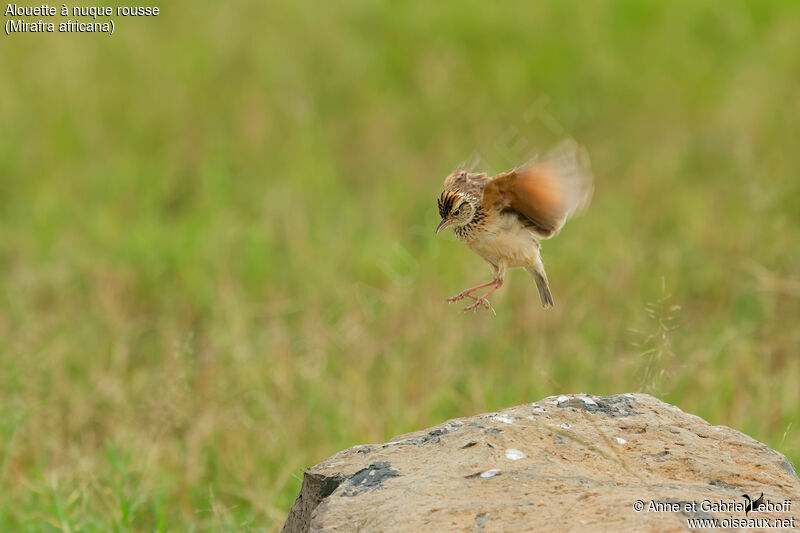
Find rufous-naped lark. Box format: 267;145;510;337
436;139;593;312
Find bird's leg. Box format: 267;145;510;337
447;279;498;302
463;279;504;312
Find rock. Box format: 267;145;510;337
282;393;799;532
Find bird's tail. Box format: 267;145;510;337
525;266;554;308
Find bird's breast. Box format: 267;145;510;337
460;212;541;267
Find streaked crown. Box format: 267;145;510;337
437;190;461;218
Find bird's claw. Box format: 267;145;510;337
446;291;479;303
446;280;500;314
463;297;492;312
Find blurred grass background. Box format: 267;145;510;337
2;1;799;530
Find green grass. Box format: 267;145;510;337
2;1;799;530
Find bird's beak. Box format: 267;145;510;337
436;218;451;235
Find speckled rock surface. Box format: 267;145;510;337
282;393;799;532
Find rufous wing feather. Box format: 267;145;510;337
481;138;593;238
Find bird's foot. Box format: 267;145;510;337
447;280;499;303
446;290;479;302
463;297;493;313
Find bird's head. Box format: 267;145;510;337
436;190;478;234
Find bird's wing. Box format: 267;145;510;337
481;138;593;238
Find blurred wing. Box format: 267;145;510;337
481;138;593;238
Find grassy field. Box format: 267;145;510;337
2;1;799;530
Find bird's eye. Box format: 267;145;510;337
453;209;460;216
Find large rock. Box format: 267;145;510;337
283;393;799;532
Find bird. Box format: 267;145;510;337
435;139;593;312
742;492;764;516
